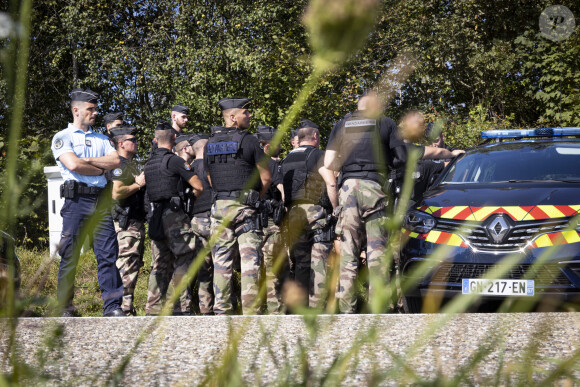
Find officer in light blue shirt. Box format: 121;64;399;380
51;88;124;317
52;123;117;187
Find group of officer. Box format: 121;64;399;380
51;88;463;317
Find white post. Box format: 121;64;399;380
44;166;64;258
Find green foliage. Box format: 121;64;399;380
515;28;580;126
4;0;576;144
0;136;53;248
1;1;578;247
437;104;515;150
18;245;152;317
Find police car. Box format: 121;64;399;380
400;127;580;313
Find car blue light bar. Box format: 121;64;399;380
481;127;580;139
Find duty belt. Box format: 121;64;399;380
60;180;103;198
216;189;260;207
77;186;102;195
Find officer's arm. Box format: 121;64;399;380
422;146;465;160
324;149;341;172
112;178;142;201
257;163;272;198
58;152;105;175
318;165;339;210
83;151;121;171
277;183;285;202
187;175;203;197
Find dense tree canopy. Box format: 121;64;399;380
2;0;578;142
0;0;578;245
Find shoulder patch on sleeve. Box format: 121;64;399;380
184;162;191;170
113;168;123;176
54;138;63;149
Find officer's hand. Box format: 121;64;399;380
135;172;146;187
451;149;465;157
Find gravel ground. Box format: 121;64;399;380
1;313;580;385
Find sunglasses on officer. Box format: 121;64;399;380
122;137;138;144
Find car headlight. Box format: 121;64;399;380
404;210;436;234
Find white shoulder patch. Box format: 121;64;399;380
345;119;377;127
113;168;123;176
54;138;64;149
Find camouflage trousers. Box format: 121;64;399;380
261;220;285;314
114;219;145;313
211;199;262;315
191;212;213;314
335;179;388;313
146;207;196;315
287;203;331;308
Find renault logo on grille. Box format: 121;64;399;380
486;215;510;244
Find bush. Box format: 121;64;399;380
0;136;52;248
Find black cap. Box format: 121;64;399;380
103;112;123;125
71;88;99;103
218;97;252;111
298;118;319;130
155;121;174;131
175;134;193;145
172;104;189;114
189;133;210;145
290;129;298;138
255;125;276;141
109;125;137;137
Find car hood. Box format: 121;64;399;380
419;183;580;221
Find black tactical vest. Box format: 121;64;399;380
116;157;146;220
144;148;179;202
191;159;213;214
281;145;327;206
205;128;256;192
339;111;386;184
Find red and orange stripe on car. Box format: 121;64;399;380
402;228;469;248
417;205;580;221
405;205;580;249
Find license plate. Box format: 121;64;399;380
462;279;535;296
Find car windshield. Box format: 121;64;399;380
440;141;580;184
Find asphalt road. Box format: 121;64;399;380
1;313;580;385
